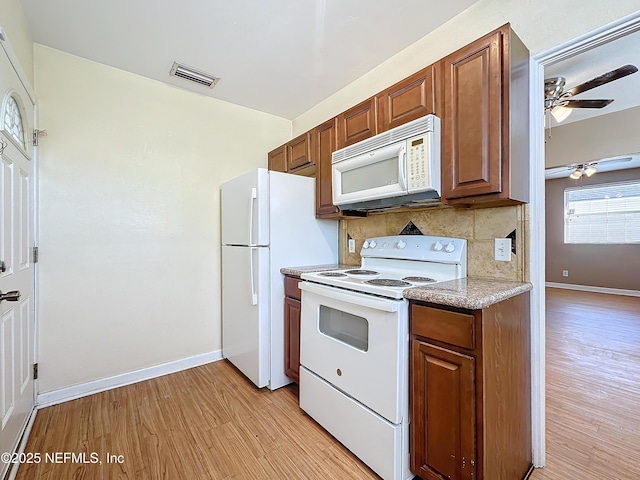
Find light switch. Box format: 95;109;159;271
348;237;356;253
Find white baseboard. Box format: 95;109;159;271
546;282;640;297
37;350;223;408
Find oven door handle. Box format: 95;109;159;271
298;281;399;313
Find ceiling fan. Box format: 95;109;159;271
544;155;635;179
544;64;638;121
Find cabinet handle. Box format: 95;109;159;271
0;260;6;273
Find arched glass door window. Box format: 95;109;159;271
3;94;26;150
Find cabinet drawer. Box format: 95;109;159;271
284;276;302;300
411;304;475;349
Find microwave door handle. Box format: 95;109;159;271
249;187;257;246
398;144;408;190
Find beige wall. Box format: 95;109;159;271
545;106;640;168
342;205;528;282
34;45;291;393
545;168;640;290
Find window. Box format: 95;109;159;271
3;94;26;149
564;180;640;244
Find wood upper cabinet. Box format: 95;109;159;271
314;118;343;218
441;24;530;207
337;97;377;148
376;62;441;133
410;292;532;480
268;145;287;173
286;132;314;173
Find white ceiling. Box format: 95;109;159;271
545;28;640;126
19;0;478;120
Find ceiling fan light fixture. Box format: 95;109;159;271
583;165;597;177
569;168;583;180
550;105;573;123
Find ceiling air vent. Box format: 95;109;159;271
169;62;220;88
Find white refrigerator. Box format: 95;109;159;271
221;168;338;390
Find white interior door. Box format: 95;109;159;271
0;44;35;473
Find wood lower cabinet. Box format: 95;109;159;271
268;145;287;173
410;292;532;480
441;23;529;207
284;276;302;383
337;97;377;148
376;62;441;133
412;341;476;480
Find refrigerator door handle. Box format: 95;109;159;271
249;187;257;246
249;247;258;305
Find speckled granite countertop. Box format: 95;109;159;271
281;266;531;309
403;277;532;310
280;264;355;278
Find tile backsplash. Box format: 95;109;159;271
341;205;528;282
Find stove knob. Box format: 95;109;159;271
396;240;407;249
445;242;456;253
363;240;370;249
369;240;377;248
433;241;443;252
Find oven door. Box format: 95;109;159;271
299;281;407;424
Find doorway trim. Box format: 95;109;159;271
529;9;640;468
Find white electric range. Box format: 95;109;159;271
298;235;467;480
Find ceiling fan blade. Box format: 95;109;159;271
564;99;614;109
568;64;638;96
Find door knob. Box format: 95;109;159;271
0;290;20;303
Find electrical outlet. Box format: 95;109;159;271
562;270;569;277
348;237;356;253
494;238;512;261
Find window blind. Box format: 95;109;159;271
564;180;640;244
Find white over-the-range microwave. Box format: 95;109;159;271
332;114;440;212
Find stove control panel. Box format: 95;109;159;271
360;235;467;264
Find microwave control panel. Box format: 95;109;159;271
407;134;431;191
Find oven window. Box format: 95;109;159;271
318;306;368;351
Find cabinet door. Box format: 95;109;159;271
337;97;377;148
314;118;342;218
287;132;313;172
411;339;476;480
268;145;287;173
284;296;301;383
377;62;441;133
442;28;503;200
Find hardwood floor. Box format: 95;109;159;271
530;288;640;480
15;288;640;479
16;361;379;480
